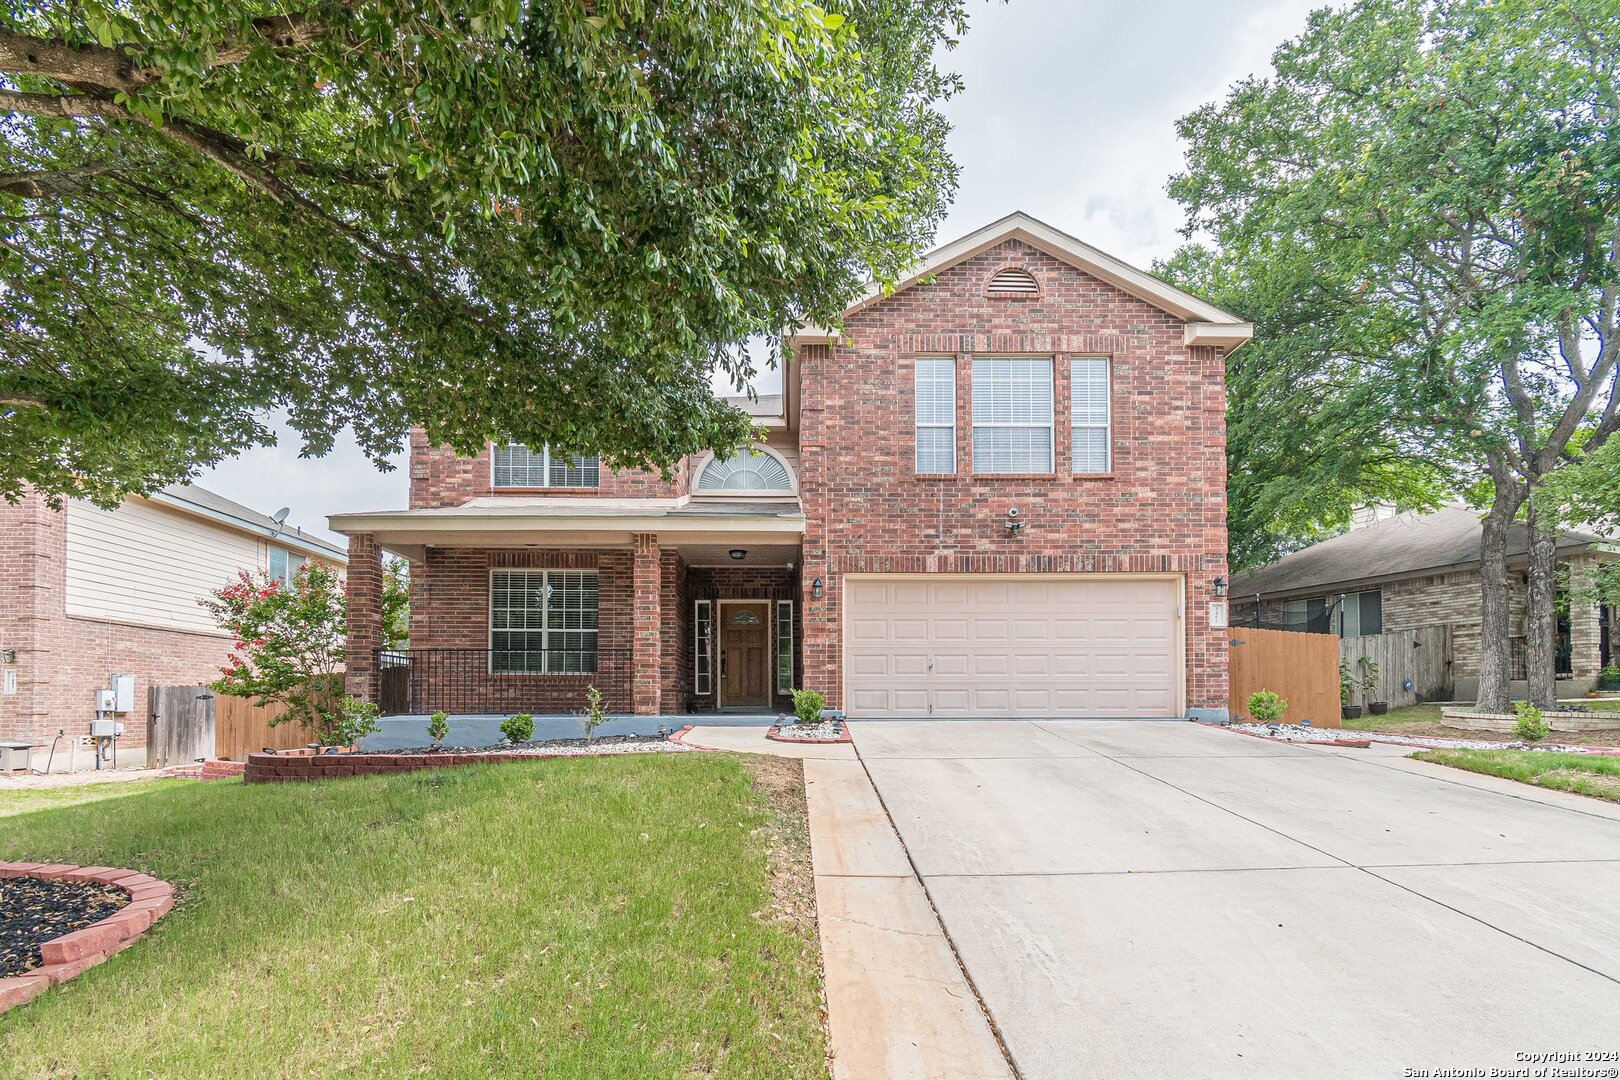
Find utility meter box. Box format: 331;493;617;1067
94;688;117;713
111;674;135;714
90;717;118;738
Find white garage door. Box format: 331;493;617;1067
843;575;1181;718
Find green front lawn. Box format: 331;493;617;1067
1412;748;1620;802
0;756;826;1078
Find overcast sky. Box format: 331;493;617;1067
197;0;1322;545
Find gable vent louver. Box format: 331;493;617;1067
987;267;1040;297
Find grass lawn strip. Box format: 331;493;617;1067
1411;748;1620;803
1343;700;1620;748
0;754;827;1078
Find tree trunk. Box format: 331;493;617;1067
1477;463;1525;713
1525;495;1560;709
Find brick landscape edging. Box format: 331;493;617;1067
0;862;175;1012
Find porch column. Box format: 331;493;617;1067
345;532;383;703
1568;559;1603;683
631;532;662;715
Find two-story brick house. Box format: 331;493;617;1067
333;213;1250;721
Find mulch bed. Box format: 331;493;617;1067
1;877;129;977
381;732;679;755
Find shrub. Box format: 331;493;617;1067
321;696;381;748
427;710;450;746
579;685;606;742
1599;664;1620;691
1246;689;1288;724
1513;700;1549;743
789;688;825;725
500;713;535;744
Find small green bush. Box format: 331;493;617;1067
789;688;825;725
321;696;381;748
1599;664;1620;691
579;685;606;742
427;710;450;745
500;713;535;744
1246;689;1288;724
1513;700;1549;743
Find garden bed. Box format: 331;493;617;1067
245;731;699;783
0;863;175;1012
1224;721;1614;754
1439;706;1617;733
766;719;849;744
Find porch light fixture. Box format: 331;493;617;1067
811;577;824;600
729;549;747;561
1212;576;1228;598
1004;507;1025;538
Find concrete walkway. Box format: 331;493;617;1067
853;720;1620;1080
683;726;1011;1079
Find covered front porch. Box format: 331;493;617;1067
332;500;805;718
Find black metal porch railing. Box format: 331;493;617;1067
377;648;631;715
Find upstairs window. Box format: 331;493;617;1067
268;546;305;587
972;357;1053;474
695;448;793;492
492;443;600;489
914;357;956;474
1070;357;1112;474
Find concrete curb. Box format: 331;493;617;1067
0;862;175;1013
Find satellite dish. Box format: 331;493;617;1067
270;507;290;524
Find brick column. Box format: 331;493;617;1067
345;533;383;704
631;533;662;715
1568;558;1603;683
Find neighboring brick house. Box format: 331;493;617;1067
1230;506;1619;700
0;485;344;770
333;213;1249;720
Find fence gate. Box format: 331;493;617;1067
147;685;216;768
1228;627;1342;727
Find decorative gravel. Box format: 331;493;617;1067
1;877;129;977
1227;722;1599;754
377;732;696;756
768;720;846;742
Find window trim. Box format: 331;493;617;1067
1069;355;1112;475
970;355;1055;476
490;441;601;490
268;545;305;587
694;599;714;696
487;568;600;675
775;600;794;696
914;356;957;475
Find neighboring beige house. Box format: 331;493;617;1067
0;484;344;771
1231;506;1619;701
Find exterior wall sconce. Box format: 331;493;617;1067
1213;576;1227;597
1005;507;1025;538
811;577;824;600
729;549;747;561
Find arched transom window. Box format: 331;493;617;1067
696;448;793;492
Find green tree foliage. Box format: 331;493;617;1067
1;0;968;506
1169;0;1620;707
381;556;409;650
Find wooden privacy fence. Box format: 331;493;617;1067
1228;627;1341;728
148;686;311;766
1339;625;1453;708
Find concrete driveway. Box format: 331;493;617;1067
853;720;1620;1080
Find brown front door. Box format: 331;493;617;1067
720;602;771;708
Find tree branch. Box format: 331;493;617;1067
0;162;115;199
0;89;125;122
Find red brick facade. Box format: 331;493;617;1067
347;229;1232;720
0;492;234;760
795;238;1229;714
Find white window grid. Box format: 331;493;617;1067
972;357;1053;474
1070;357;1111;474
914;357;956;474
693;600;714;695
491;442;600;489
489;569;599;673
775;600;794;695
696;449;793;491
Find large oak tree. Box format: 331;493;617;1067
1;1;968;506
1170;0;1620;710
